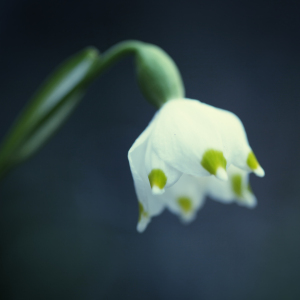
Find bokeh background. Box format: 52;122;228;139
1;0;300;299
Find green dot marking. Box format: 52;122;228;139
247;151;259;170
148;169;167;189
138;201;148;222
231;174;243;197
201;149;227;175
177;197;193;214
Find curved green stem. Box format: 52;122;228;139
0;41;145;181
0;40;183;181
80;40;145;88
95;40;144;75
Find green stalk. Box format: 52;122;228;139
0;40;184;180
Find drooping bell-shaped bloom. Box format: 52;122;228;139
128;98;264;232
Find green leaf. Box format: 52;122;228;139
0;47;100;178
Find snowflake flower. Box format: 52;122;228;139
128;98;264;232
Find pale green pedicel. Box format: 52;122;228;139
148;169;167;189
231;174;243;197
177;197;193;214
201;149;227;175
247;151;259;170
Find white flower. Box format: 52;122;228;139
128;98;264;232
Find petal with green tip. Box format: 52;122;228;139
206;164;257;208
164;174;207;223
178;197;193;214
128;119;165;232
231;174;243;197
148;169;167;193
247;151;265;177
137;201;151;232
201;149;227;180
145;144;182;194
150;99;225;178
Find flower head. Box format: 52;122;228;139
128;98;264;232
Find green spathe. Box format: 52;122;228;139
201;149;227;175
231;174;243;197
148;169;167;189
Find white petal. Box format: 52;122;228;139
151;185;164;195
137;220;150;233
236;189;257;208
128;118;166;232
254;165;265;177
164;174;208;223
137;201;151;233
216;167;228;181
145;144;182;194
199;102;264;176
206;164;257;208
208;105;250;168
128;119;154;212
150;99;227;179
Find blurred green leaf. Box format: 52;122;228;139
0;47;100;178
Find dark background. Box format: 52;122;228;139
0;0;300;299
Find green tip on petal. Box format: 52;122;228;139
247;151;258;169
247;151;265;177
137;201;150;233
231;174;243;197
138;201;148;222
201;149;227;180
148;169;167;192
177;197;193;214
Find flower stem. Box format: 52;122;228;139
79;40;144;87
0;40;183;181
95;40;143;75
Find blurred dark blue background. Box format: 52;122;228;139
1;0;300;299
